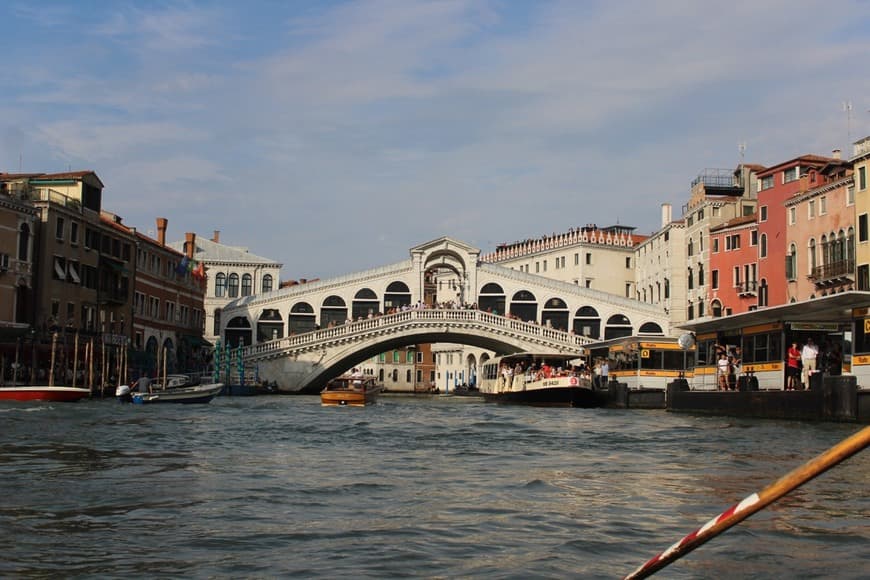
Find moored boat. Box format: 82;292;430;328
117;375;223;404
0;386;91;403
479;351;601;407
321;372;381;406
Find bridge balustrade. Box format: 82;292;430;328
240;308;592;361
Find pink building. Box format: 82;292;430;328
709;214;758;316
783;155;854;301
755;155;839;307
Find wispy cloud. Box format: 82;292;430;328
2;0;869;277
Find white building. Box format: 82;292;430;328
169;231;282;344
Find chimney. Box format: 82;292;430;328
832;149;841;160
185;232;196;259
156;217;168;246
799;174;808;193
661;203;672;227
213;230;220;243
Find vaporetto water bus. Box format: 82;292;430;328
478;351;602;407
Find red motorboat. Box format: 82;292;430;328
0;386;91;402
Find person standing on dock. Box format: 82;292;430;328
801;338;818;389
786;342;801;390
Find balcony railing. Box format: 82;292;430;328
737;280;758;297
810;259;855;285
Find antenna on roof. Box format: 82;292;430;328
843;100;853;143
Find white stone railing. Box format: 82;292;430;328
241;308;593;361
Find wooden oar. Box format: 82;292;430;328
625;424;870;579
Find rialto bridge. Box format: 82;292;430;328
219;237;670;393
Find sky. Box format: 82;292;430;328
2;1;869;280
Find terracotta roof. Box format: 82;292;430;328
710;213;757;232
755;154;838;177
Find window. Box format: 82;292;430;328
760;233;767;258
227;273;239;298
760;206;768;222
713;238;719;253
625;257;631;268
585;252;592;265
860;214;869;243
55;217;65;240
783;167;799;183
760;175;774;190
687;267;693;290
215;273;227;297
70;222;79;245
789;206;796;225
786;244;796;281
712;270;719;290
750;230;758;246
262;274;273;293
406;351;414;363
859;166;867;190
535;262;539;273
733;266;741;286
819;196;827;215
808;200;816;219
52;256;66;280
241;274;252;296
859;264;870;291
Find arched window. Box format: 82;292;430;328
215;273;227;298
227;273;239;298
241;274;252;296
262;274;273;293
808;238;817;275
786;243;797;280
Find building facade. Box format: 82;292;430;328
708;214;759;316
168;231;282;345
783;158;854;302
852;137;870;291
634;203;687;325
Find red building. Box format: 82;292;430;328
755;155;838;307
709;214;758;316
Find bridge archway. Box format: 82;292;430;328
226;316;252;347
321;295;348;328
542;297;569;331
478;282;506;315
604;314;632;339
510;290;537;322
384;281;412;311
573;305;601;338
289;302;316;334
352;288;379;320
257;309;284;342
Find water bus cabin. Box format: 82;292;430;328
678;292;870;392
585;335;695;391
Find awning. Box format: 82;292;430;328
0;322;33;342
678;291;870;335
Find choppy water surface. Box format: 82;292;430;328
1;395;867;579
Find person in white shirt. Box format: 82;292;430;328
801;338;819;388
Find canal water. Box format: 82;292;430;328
1;394;867;579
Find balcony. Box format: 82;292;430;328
810;260;855;287
737;280;758;297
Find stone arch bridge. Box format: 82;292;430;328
220;237;669;392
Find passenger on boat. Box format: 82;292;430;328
351;368;364;390
137;376;152;394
